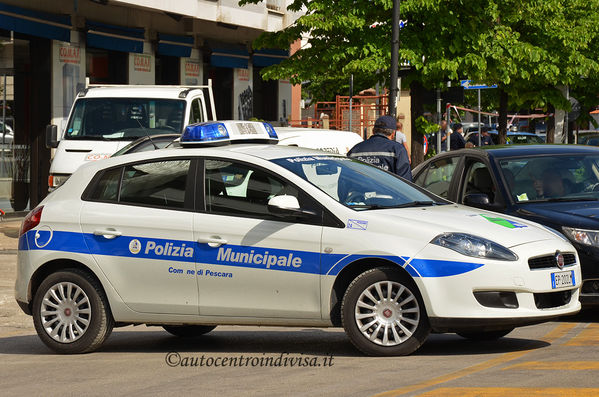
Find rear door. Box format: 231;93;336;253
80;157;198;315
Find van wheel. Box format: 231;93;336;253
32;269;113;354
457;328;514;340
163;325;217;337
341;267;430;356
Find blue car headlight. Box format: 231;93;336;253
562;227;599;248
431;233;518;261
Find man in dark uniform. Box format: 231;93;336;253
347;115;412;181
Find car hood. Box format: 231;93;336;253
353;204;557;248
516;201;599;229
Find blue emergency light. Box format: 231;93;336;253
180;121;278;145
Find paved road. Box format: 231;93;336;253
2;312;599;396
2;221;599;396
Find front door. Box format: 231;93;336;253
193;159;323;318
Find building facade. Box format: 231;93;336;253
0;0;300;212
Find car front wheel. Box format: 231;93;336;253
32;269;113;354
341;267;430;356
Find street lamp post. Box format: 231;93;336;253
389;0;400;117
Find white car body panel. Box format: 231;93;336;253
276;127;363;155
17;139;581;333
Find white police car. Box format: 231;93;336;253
15;121;581;355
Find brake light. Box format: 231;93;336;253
20;206;43;237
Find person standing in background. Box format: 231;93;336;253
450;123;466;151
348;115;412;181
394;120;411;163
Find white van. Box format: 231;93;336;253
275;127;363;155
46;82;216;190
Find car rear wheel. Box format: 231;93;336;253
32;269;113;354
341;267;430;356
163;325;217;337
456;328;514;340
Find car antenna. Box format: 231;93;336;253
132;109;159;150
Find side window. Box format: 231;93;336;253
189;98;204;124
421;157;458;198
462;161;498;204
88;167;122;202
120;160;191;208
87;159;191;209
204;160;321;222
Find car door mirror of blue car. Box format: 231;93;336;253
463;193;492;209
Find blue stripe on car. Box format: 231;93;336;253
20;230;484;277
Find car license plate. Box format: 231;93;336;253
551;270;575;289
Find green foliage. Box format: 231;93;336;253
415;116;438;136
240;0;599;116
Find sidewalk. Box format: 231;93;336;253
0;219;32;336
0;218;20;252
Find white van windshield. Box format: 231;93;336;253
65;98;186;141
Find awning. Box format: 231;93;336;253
0;3;71;42
209;42;249;69
253;49;288;67
86;20;144;53
157;33;194;58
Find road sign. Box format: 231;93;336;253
460;80;497;90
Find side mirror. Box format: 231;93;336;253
463;193;491;208
46;125;58;149
267;195;316;217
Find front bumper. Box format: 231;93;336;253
576;244;599;303
414;239;582;324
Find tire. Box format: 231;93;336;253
32;269;114;354
341;267;430;356
456;328;514;340
163;325;217;337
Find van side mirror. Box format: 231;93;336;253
46;125;58;149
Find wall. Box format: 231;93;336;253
129;43;155;85
51;31;86;130
233;66;253;120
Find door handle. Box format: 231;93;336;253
93;228;122;239
197;236;228;248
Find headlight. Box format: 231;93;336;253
431;233;518;261
562;227;599;248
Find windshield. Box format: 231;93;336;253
499;154;599;203
506;134;544;144
65;98;185;141
272;155;447;210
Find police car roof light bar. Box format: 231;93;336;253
180;121;279;146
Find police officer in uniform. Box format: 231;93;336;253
347;115;412;181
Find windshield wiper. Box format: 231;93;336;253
391;200;436;208
544;197;599;202
348;200;437;210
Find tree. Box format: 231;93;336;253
242;0;599;160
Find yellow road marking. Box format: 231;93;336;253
415;387;599;397
503;361;599;371
372;323;578;397
564;323;599;346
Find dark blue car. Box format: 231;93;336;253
413;145;599;304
